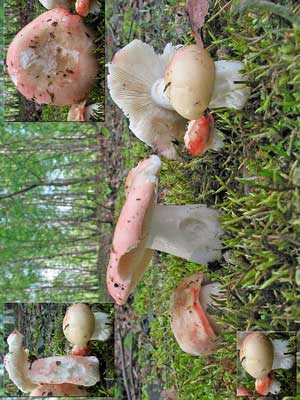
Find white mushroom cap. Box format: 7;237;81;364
240;332;274;379
63;303;95;346
164;45;215;120
4;330;37;393
107;40;186;160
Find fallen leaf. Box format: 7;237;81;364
186;0;209;47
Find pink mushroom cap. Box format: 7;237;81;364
6;8;98;106
170;272;219;356
106;155;161;305
30;383;88;396
236;387;253;396
75;0;93;16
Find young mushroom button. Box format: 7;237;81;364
106;155;223;305
6;8;98;106
63;303;112;355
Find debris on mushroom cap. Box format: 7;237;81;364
106;155;161;305
91;311;112;341
4;330;38;393
240;332;274;379
164;45;215;120
30;383;88;396
38;0;73;10
6;8;98;106
209;60;250;110
28;355;100;386
236;387;253;396
170;272;220;356
63;303;95;346
107;39;186;160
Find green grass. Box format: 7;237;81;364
108;0;300;398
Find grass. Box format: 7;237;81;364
107;0;300;398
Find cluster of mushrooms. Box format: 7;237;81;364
105;15;296;396
4;304;112;396
6;0;101;121
105;33;251;358
237;332;295;396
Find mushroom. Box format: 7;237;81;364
30;383;88;396
106;155;222;305
239;332;295;396
107;39;249;159
184;113;224;156
170;272;223;356
236;387;253;396
63;303;112;355
6;8;98;106
75;0;101;16
4;330;100;393
38;0;73;10
67;100;103;121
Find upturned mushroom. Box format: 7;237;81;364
63;303;112;355
107;39;249;159
239;331;295;396
170;272;223;356
4;330;100;393
106;155;222;305
6;8;98;106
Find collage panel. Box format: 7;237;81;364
105;0;300;398
0;0;299;399
3;0;104;122
3;302;114;397
1;122;111;303
237;331;297;397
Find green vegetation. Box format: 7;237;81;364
0;123;111;301
3;302;114;397
107;0;300;398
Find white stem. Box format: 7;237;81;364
146;204;222;264
151;78;174;110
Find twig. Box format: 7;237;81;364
117;330;132;400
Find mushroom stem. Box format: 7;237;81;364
146;204;222;264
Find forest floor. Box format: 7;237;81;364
105;0;300;399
